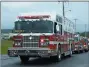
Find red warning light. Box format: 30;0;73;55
18;15;50;19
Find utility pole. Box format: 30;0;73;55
58;1;65;17
58;1;65;35
63;2;65;18
85;24;87;37
88;2;89;37
74;19;78;34
62;2;65;36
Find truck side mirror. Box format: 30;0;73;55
54;22;57;33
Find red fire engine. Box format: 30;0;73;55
88;38;89;50
8;13;75;63
81;37;89;52
73;34;88;53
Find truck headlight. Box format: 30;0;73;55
15;43;18;46
75;48;77;50
40;39;49;46
84;45;86;47
14;42;21;46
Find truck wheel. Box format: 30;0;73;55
20;56;29;63
85;49;88;52
80;50;83;53
51;51;61;62
77;50;80;54
68;51;72;57
55;53;61;62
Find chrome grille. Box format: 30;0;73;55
22;36;39;47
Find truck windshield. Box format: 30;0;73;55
14;20;53;33
74;37;79;41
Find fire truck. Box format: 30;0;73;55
81;37;89;52
88;38;89;50
73;35;88;53
73;35;84;53
8;12;75;63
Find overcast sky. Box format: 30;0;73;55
1;2;89;32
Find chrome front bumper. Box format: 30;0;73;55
8;47;57;57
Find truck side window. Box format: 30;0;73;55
58;24;62;35
56;24;60;32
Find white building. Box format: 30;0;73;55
1;33;10;39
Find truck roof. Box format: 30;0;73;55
16;12;63;21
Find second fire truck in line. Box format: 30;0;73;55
73;34;89;53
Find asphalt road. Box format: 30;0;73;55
1;52;89;67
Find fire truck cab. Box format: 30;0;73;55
8;12;75;63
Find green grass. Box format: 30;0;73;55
1;39;13;54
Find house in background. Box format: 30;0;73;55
1;29;12;40
1;33;10;39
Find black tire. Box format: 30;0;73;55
77;50;80;54
53;43;62;62
51;51;61;62
75;50;79;54
80;50;83;53
84;49;88;52
54;54;61;62
20;56;29;63
68;51;72;57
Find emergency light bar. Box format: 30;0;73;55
18;15;50;19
